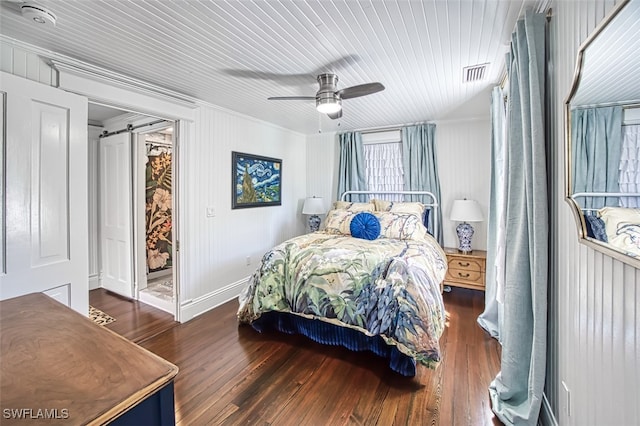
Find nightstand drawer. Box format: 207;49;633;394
442;248;487;292
446;268;483;284
447;257;483;272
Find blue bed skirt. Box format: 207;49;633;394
251;311;417;377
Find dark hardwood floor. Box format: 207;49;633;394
90;289;178;343
90;287;502;425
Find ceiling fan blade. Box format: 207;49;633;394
327;109;343;120
337;82;385;99
267;96;315;101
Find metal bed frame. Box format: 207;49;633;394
340;190;440;242
571;191;640;212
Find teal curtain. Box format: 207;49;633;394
401;123;443;245
336;131;367;202
487;12;548;425
478;86;507;340
571;106;623;209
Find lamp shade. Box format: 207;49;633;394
302;197;325;215
450;199;483;222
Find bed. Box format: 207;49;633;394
237;191;447;376
572;192;640;257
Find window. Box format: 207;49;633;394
362;130;403;201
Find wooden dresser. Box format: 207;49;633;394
0;293;179;425
443;247;487;291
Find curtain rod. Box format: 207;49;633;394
147;141;172;148
99;119;169;138
571;101;640;110
347;121;432;135
499;72;508;89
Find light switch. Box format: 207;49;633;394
206;207;215;217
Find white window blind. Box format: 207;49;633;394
363;142;404;201
619;124;640;207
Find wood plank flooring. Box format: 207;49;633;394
90;287;502;425
89;289;177;343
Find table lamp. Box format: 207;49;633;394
450;199;483;253
302;196;325;232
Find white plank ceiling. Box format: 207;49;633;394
1;0;547;134
570;0;640;107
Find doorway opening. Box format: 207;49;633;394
137;127;176;314
88;103;179;318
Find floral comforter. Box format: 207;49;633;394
237;232;447;370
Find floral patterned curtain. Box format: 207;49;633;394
146;145;172;272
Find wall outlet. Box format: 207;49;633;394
245;256;251;266
206;207;215;217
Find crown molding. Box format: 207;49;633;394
48;59;197;109
0;35;197;109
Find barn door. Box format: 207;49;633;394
99;132;134;298
0;72;89;314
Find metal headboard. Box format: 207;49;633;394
571;192;640;212
340;190;439;238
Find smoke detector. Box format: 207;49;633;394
21;3;57;26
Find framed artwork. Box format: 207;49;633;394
232;151;282;209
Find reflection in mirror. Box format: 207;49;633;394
566;0;640;266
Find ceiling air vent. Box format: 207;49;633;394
463;63;489;83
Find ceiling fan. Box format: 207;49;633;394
267;73;385;119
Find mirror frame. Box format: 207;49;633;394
564;0;640;268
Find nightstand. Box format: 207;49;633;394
442;247;487;291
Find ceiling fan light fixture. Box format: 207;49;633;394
316;98;342;114
266;71;382;119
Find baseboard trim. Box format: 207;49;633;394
179;277;249;322
138;291;175;315
539;392;559;426
89;274;100;290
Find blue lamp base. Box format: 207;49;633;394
456;222;475;253
308;215;321;232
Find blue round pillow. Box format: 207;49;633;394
350;212;381;240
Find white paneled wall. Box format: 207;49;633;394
0;39;56;85
179;105;307;319
437;119;491;250
550;1;640;425
306;132;339;225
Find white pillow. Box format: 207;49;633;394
323;209;358;235
372;199;426;224
332;201;375;212
374;211;428;241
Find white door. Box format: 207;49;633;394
0;72;89;314
99;132;134;298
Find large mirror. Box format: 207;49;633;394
566;0;640;267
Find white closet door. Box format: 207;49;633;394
99;132;134;298
0;72;89;314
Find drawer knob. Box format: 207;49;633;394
458;272;470;278
457;261;470;267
